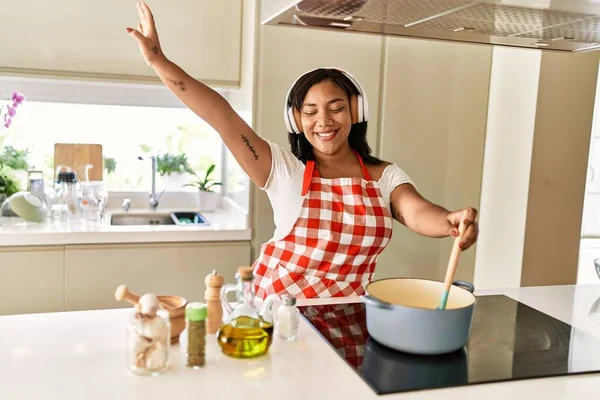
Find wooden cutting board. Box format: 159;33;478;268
54;143;103;181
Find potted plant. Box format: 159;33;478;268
103;156;117;175
0;163;21;217
185;164;222;211
0;145;29;189
157;152;192;189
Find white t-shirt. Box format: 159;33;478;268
260;141;416;242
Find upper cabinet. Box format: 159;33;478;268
0;0;243;86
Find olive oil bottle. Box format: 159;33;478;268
218;267;274;358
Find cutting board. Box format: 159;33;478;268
54;143;103;181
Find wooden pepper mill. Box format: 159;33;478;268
204;270;225;334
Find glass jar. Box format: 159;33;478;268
127;307;171;376
185;302;207;369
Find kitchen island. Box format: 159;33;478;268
2;284;600;399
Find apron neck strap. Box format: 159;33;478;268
301;151;372;196
302;160;316;196
353;150;372;181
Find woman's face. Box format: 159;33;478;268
300;80;352;157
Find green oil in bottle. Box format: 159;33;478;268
217;315;274;358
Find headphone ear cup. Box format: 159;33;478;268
293;108;303;134
359;94;368;122
350;94;359;125
284;104;294;134
356;94;364;123
286;106;296;133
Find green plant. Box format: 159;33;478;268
157;153;191;176
186;164;222;192
0;145;29;171
0;164;21;198
103;156;117;175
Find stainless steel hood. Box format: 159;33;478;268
261;0;600;52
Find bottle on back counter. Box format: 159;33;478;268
276;295;299;341
217;266;274;358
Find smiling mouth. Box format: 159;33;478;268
314;129;338;141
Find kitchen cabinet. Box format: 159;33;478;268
64;242;251;311
0;0;243;86
0;246;64;315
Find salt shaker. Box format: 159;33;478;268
276;295;299;341
204;270;224;334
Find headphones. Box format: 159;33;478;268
283;67;369;134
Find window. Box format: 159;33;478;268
0;100;251;209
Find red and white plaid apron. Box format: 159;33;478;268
253;151;393;300
300;303;368;368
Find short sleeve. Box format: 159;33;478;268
378;164;416;211
259;140;304;192
258;140;306;241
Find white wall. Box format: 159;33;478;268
474;47;541;289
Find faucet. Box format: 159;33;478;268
122;198;131;212
138;155;164;210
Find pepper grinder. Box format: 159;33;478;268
204;269;224;334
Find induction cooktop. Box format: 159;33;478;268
298;295;600;395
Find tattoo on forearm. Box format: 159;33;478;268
241;134;259;160
151;46;159;55
168;79;187;92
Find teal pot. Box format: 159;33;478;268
361;278;475;355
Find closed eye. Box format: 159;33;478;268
303;107;344;116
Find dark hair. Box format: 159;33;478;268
287;69;384;165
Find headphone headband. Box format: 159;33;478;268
283;67;369;134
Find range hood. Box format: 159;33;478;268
261;0;600;52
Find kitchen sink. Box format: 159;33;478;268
110;212;209;226
110;213;175;226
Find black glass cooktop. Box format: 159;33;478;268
298;295;600;395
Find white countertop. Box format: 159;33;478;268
0;205;251;246
3;284;600;399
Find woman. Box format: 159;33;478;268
127;2;479;300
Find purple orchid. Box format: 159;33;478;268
12;91;25;106
3;113;12;129
0;90;24;130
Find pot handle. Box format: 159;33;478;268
360;294;394;310
452;280;475;293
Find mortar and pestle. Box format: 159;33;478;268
114;284;187;343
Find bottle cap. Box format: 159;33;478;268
237;266;254;280
185;302;207;322
57;171;77;183
282;295;296;306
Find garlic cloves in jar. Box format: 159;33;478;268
127;293;171;376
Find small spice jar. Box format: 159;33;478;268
276;295;299;341
127;294;171;376
185;302;207;369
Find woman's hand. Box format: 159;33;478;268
446;207;478;251
126;1;166;68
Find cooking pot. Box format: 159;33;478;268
361;278;475;355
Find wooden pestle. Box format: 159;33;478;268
114;284;175;310
204;270;225;334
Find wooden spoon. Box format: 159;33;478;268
438;212;469;310
114;284;175;310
